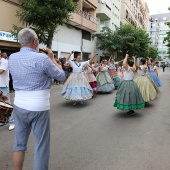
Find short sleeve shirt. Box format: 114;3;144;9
0;58;9;87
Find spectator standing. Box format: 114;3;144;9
9;28;65;170
0;52;15;130
162;64;166;72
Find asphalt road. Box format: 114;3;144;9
1;68;170;170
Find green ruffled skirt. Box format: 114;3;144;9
114;80;145;110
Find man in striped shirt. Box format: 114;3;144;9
9;28;65;170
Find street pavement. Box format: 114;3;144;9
1;68;170;170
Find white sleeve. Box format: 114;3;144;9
81;60;90;67
153;66;157;70
0;59;8;71
68;60;74;68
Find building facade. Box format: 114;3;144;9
0;0;23;54
121;0;149;30
0;0;98;61
43;0;98;61
148;13;170;60
96;0;121;32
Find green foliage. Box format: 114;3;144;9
12;0;77;47
148;46;158;59
95;24;151;59
163;10;170;58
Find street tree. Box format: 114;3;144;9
163;7;170;58
95;24;151;59
12;0;77;48
148;46;158;60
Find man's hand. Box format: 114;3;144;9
0;94;8;102
46;48;54;60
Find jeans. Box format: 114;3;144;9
13;105;50;170
0;87;14;124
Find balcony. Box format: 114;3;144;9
85;0;98;8
69;9;97;32
96;3;112;20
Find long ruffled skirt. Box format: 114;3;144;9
61;73;93;101
114;80;145;110
83;72;98;93
149;71;162;87
134;76;157;102
146;74;160;93
96;71;115;92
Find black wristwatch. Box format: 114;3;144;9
0;90;3;96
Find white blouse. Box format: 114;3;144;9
108;63;115;69
101;65;109;71
84;65;93;74
69;60;89;73
124;67;134;80
138;65;148;76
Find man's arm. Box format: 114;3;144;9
0;69;5;74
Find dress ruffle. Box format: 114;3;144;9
134;76;157;102
114;80;145;110
61;73;93;101
149;71;162;87
96;71;115;92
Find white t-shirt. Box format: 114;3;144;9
0;58;9;87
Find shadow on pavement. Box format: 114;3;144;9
114;111;143;119
60;101;91;108
145;102;154;108
96;91;114;95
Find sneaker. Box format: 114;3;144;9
73;102;78;106
9;124;15;131
126;110;135;116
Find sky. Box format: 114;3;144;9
145;0;170;15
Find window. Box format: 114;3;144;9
82;30;91;41
126;10;128;19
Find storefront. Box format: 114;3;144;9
0;30;20;56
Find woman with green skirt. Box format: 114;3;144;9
114;54;145;116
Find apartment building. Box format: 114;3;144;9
96;0;121;32
148;13;170;60
0;0;22;54
46;0;98;60
0;0;98;60
121;0;149;30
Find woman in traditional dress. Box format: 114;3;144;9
148;59;162;87
134;58;157;102
83;64;98;93
96;59;115;92
114;54;145;116
61;51;96;105
153;62;159;77
108;57;121;89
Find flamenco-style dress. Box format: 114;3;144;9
96;65;115;92
83;65;98;93
148;64;162;87
114;66;145;110
61;60;93;101
134;65;157;102
108;63;121;88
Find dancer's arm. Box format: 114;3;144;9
123;54;129;70
66;51;74;62
131;56;136;72
89;53;97;64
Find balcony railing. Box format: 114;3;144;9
75;9;97;24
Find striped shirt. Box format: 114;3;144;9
9;47;65;91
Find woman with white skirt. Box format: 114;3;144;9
61;51;97;105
